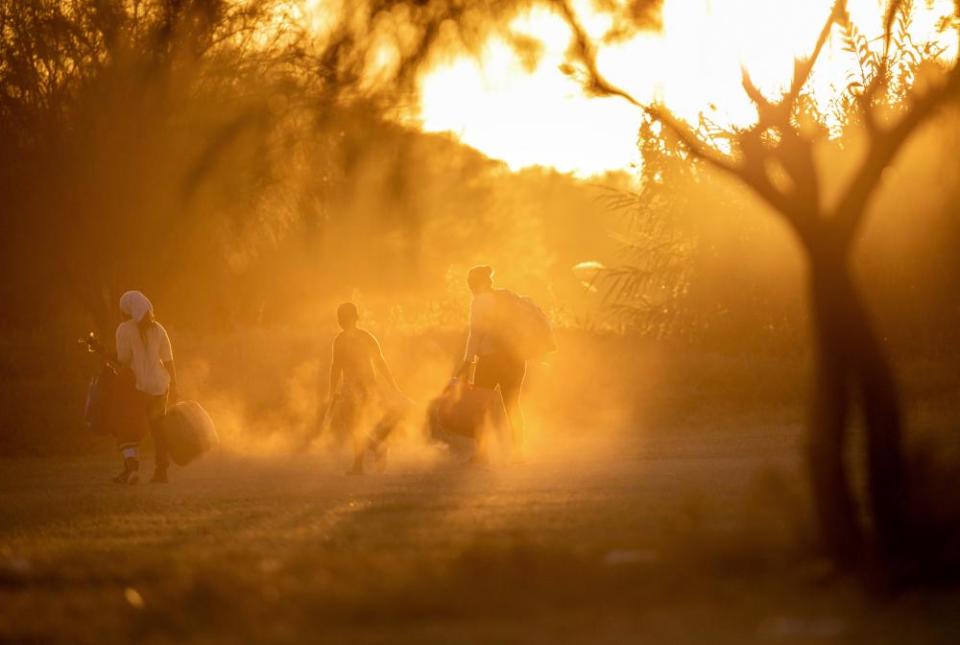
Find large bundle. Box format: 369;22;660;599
161;401;219;466
428;382;506;442
493;289;557;360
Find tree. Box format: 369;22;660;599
580;118;696;337
556;0;960;569
0;0;563;332
0;0;305;332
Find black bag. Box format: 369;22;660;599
84;371;113;436
83;363;142;438
79;333;141;438
161;401;219;466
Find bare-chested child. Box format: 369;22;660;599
327;302;405;475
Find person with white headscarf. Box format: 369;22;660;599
112;290;178;484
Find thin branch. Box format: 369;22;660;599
882;0;907;61
833;61;960;248
551;1;738;174
786;0;846;106
552;0;813;234
741;67;775;114
646;105;741;174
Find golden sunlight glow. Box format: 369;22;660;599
418;0;957;177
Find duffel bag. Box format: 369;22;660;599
161;400;219;467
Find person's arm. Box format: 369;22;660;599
158;325;177;401
371;336;400;393
164;360;178;402
328;339;342;400
458;298;483;377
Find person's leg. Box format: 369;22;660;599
114;443;140;484
148;395;169;482
343;390;367;475
368;404;398;448
113;390;149;484
499;359;527;457
367;410;396;473
471;355;508;464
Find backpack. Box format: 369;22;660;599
493;289;557;360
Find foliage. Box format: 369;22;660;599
833;0;950;131
0;0;303;331
588;0;960;344
0;0;570;334
588;118;695;337
558;0;960;572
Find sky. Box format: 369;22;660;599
416;0;957;177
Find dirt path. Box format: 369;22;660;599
1;434;957;643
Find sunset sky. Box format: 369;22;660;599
417;0;956;176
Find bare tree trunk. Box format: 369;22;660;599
807;250;909;565
808;254;863;565
846;282;910;562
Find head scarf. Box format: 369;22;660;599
119;290;154;323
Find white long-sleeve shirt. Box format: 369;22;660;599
116;320;173;396
463;292;499;360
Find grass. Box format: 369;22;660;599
2;334;958;642
1;427;959;644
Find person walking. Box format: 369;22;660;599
112;290;177;484
326;302;406;475
456;266;528;457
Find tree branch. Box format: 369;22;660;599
882;0;907;61
551;1;739;173
553;0;824;237
786;0;846;106
833;61;960;249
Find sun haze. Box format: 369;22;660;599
6;0;960;641
417;0;957;176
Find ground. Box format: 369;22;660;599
1;429;958;644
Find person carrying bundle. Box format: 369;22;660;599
112;290;178;484
455;265;556;458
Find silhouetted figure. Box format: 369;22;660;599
113;291;177;484
456;266;527;457
327;303;405;475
